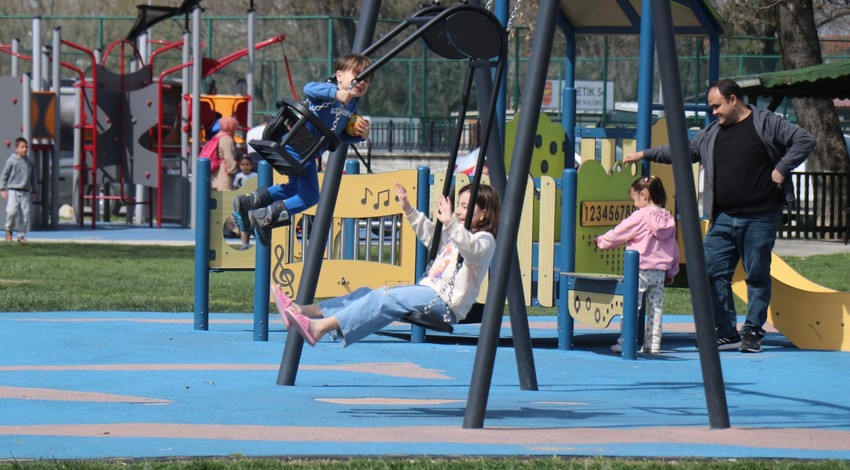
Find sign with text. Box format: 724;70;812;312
541;80;614;113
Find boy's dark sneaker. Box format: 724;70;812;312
740;332;763;353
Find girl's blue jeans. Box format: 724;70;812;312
319;286;451;346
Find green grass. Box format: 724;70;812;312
659;252;850;315
1;458;849;469
2;243;849;316
0;244;253;313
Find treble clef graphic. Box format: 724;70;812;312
272;244;296;297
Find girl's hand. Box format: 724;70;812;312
395;182;412;214
436;194;454;226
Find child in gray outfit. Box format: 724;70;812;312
1;137;38;243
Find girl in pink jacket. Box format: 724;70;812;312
594;176;680;354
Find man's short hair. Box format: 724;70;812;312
710;78;744;102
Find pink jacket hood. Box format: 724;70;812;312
645;206;677;240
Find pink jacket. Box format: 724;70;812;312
596;206;680;279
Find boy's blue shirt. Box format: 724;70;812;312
302;81;364;147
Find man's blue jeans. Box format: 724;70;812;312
703;208;782;338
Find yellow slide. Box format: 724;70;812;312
732;255;850;351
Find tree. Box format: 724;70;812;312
715;0;850;174
774;0;849;174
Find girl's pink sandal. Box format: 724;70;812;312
271;284;294;328
286;310;318;346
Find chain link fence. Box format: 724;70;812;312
4;14;850;125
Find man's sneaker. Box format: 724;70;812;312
716;334;742;351
740;332;763;353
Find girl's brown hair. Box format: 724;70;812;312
630;175;667;207
459;183;500;238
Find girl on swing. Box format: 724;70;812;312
232;53;373;245
273;182;500;346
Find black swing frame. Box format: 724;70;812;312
359;4;507;333
253;3;507;333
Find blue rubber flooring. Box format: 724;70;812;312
7;225;850;460
2;311;849;461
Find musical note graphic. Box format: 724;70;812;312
373;189;391;209
360;188;373;206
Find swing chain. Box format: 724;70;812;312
305;80;358;133
307;99;344;133
483;0;523;33
506;0;522;32
421;242;461;324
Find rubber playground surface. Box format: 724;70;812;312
2;226;849;461
2;311;850;461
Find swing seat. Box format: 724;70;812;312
408;4;504;60
249;97;340;176
400;311;454;333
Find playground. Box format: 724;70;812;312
1;301;850;460
2;0;850;462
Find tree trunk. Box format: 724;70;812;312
774;0;849;174
774;0;849;240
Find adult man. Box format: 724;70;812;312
624;79;815;353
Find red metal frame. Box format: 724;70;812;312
3;32;288;229
60;39;102;228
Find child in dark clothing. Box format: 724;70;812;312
232;54;373;244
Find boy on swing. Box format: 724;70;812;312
232;53;373;244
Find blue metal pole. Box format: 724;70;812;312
343;160;360;260
193;158;211;331
252;160;273;341
561;26;577;165
559;168;577;350
706;32;721;128
621;249;639;360
494;0;508;140
411;166;431;343
636;0;655;175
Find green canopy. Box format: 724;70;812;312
737;60;850;101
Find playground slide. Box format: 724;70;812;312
732;254;850;351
